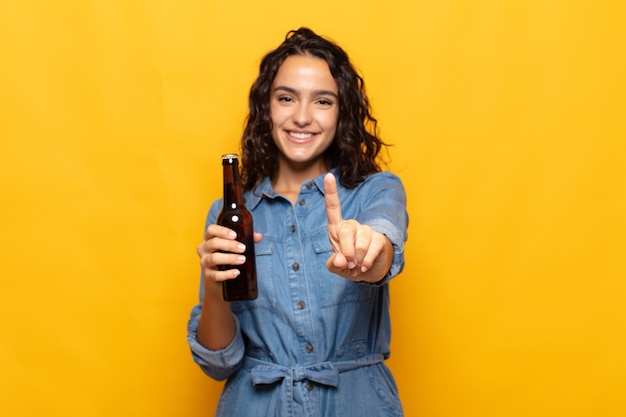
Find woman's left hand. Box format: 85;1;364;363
324;173;393;282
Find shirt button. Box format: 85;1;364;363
292;263;299;271
297;301;305;309
305;182;313;189
298;199;306;206
305;344;313;353
290;225;296;233
306;383;314;391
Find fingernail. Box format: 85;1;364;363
361;266;368;273
237;255;246;263
237;243;245;250
348;261;356;269
229;231;237;238
351;268;360;277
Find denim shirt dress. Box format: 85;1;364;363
187;169;409;417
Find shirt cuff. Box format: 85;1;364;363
364;218;406;286
187;313;245;380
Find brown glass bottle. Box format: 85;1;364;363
216;154;258;301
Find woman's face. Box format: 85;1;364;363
269;54;339;173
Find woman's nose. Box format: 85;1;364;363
292;103;312;126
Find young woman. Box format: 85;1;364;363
188;28;409;416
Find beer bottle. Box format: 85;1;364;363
216;154;258;301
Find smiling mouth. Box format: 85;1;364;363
288;131;315;140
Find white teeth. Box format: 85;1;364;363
289;131;313;139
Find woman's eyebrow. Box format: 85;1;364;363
273;85;338;99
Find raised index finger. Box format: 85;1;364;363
324;172;342;226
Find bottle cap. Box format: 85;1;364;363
221;153;239;163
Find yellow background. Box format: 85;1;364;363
1;1;624;416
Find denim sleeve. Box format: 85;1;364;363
357;172;409;285
186;303;245;381
186;199;245;381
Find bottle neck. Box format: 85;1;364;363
223;160;244;205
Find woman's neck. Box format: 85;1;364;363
272;159;326;204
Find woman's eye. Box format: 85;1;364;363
277;96;293;103
317;98;333;106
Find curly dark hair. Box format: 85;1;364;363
240;27;387;191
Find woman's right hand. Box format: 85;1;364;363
195;224;262;349
196;224;262;289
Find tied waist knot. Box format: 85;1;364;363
250;361;340;387
245;353;385;388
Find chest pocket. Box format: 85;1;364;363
229;237;278;313
310;228;375;308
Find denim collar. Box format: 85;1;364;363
245;168;338;210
